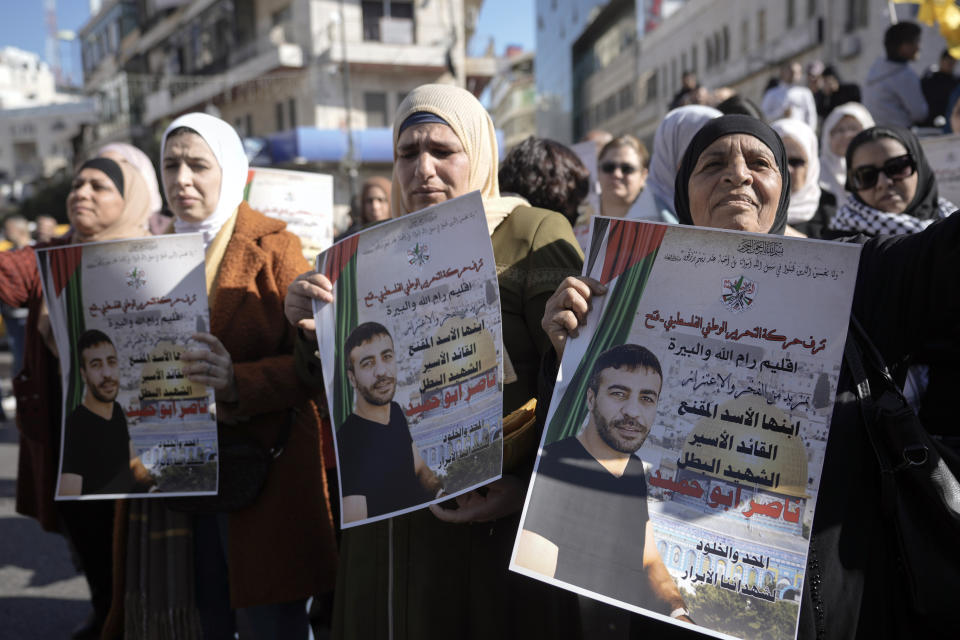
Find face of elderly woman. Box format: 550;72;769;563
687;134;782;233
782;136;807;195
850;137;917;213
598;145;646;210
395;123;471;212
66;168;125;237
162;132;222;222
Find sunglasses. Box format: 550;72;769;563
600;162;639;175
787;157;807;168
850;154;916;190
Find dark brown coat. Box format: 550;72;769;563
210;202;337;607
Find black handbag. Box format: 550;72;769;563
167;409;295;514
843;317;960;617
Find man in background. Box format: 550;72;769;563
864;21;929;127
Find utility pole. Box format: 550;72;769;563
338;0;359;202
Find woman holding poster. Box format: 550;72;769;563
0;156;152;638
103;113;337;640
286;84;584;638
540;114;960;639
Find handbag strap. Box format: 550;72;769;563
843;317;930;474
268;407;297;459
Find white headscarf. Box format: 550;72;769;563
818;102;875;201
627;105;722;222
161;113;248;248
772;118;821;224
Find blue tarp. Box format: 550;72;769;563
259;127;505;165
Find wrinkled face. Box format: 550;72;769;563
828;115;863;157
362;185;390;223
850;138;918;214
162;132;222;222
80;341;119;403
783;136;808;195
395;123;471;213
347;333;397;407
66;168;125;238
598;145;647;209
588;365;661;454
687;134;783;233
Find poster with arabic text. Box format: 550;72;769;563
245;167;334;261
313;191;504;528
511;218;861;640
38;235;218;500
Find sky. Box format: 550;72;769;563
0;0;91;85
468;0;536;57
0;0;533;86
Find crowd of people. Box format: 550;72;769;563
0;18;957;640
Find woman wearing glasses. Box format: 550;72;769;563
829;126;955;236
596;134;650;218
771;118;838;238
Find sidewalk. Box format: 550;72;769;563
0;349;94;639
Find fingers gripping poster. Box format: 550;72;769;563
38;235;218;500
511;218;861;640
313;191;504;527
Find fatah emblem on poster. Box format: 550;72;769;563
312;191;504;528
37;235;218;500
511;218;862;640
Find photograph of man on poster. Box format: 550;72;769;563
515;344;692;622
339;322;444;522
59;330;154;496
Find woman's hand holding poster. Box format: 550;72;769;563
313;191;504;527
38;234;218;500
511;218;861;640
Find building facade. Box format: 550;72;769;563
489;47;535;151
0;47;96;195
538;0;946;143
77;0;493;147
626;0;946;141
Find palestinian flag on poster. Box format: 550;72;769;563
317;234;359;428
543;218;667;445
36;245;87;414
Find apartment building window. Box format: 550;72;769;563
647;69;658;102
365;92;388;127
808;0;817;18
276;102;285;131
362;1;415;43
691;45;698;72
758;9;766;44
722;26;730;61
741;19;749;54
681;52;688;74
246;114;254;137
288;98;297;129
845;0;869;33
787;0;796;29
618;84;634;111
706;39;714;68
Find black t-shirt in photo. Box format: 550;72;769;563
61;403;137;495
524;436;655;608
338;401;431;517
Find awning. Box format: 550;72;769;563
256;127;505;165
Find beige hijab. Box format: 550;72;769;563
72;159;153;243
390;84;521;234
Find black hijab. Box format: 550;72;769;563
674;114;791;236
845;126;939;220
